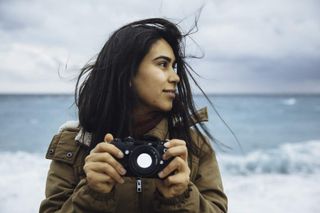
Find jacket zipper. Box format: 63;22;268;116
136;177;144;213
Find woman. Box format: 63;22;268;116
40;18;228;213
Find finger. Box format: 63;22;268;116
86;162;123;184
104;133;114;143
158;157;184;178
163;145;188;161
164;139;186;148
163;173;190;186
167;184;185;197
91;142;124;159
85;162;125;184
86;170;116;185
85;152;126;175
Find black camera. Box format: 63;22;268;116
111;136;172;178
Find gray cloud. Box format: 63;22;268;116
0;0;319;94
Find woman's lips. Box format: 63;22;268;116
163;89;176;98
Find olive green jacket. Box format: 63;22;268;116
39;108;228;213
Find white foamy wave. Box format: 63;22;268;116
223;174;320;213
282;98;297;105
0;151;50;213
219;140;320;175
0;150;319;213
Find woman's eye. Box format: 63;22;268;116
158;61;168;68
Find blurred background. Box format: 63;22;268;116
0;0;319;212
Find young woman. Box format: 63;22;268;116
40;18;228;213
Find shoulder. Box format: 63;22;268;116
189;127;214;158
45;120;84;165
187;107;214;153
57;120;80;133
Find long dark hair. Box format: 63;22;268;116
75;18;214;157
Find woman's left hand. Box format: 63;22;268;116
155;139;190;199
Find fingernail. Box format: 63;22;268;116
164;142;170;147
118;152;124;158
158;171;163;178
120;178;124;184
120;168;126;175
104;133;112;142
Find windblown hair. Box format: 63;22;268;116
75;18;214;158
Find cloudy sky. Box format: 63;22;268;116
0;0;319;94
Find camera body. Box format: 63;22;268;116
111;136;172;178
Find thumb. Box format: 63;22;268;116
104;133;114;143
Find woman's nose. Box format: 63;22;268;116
169;70;180;84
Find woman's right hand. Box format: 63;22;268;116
83;133;126;193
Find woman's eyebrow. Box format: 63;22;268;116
153;56;176;64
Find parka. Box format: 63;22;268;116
39;108;228;213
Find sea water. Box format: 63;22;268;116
0;94;319;213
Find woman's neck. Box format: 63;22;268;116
131;108;165;139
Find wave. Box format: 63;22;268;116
0;146;320;213
282;98;297;106
0;152;49;212
219;140;320;175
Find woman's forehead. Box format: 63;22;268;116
147;39;176;61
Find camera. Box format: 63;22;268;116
111;136;172;178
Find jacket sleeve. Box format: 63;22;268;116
152;142;228;213
39;132;118;213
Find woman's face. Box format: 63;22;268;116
132;38;180;114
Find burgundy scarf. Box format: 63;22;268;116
132;112;165;139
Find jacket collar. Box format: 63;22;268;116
75;107;208;147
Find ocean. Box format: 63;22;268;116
0;94;319;212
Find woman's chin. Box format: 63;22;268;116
159;103;173;112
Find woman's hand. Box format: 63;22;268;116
155;139;191;198
83;133;127;193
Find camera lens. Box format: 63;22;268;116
129;145;160;177
137;153;152;168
